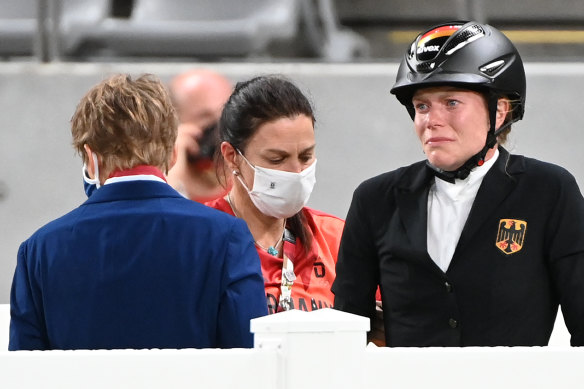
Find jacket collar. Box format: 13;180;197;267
452;146;523;263
395;162;434;257
395;146;524;273
83;180;183;205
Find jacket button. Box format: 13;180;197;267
445;282;452;292
449;318;458;328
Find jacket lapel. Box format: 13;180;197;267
453;147;522;260
395;164;435;264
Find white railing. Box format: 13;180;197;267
0;304;8;351
0;306;582;389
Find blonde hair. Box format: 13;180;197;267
71;74;178;175
496;97;521;145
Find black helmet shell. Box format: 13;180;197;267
390;21;526;121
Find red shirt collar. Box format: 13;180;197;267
107;165;167;182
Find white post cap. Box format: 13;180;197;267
250;308;370;334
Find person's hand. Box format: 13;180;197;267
167;122;222;200
175;122;204;163
167;123;204;197
367;300;386;347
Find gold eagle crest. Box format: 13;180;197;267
496;219;527;254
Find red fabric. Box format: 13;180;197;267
108;165;167;182
206;197;345;314
192;186;230;204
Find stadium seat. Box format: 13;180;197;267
0;0;37;56
57;0;369;61
335;0;584;25
58;0;115;57
60;0;301;58
300;0;370;61
1;0;370;61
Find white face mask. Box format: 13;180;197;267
82;151;101;192
235;150;317;219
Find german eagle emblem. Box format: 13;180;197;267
496;219;527;254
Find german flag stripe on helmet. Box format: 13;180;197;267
418;25;461;47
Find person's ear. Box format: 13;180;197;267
221;142;239;172
83;144;95;178
169;142;178;170
495;98;511;130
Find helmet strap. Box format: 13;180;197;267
406;104;416;120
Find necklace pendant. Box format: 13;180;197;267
267;246;279;256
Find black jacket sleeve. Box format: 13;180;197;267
546;169;584;346
333;179;381;321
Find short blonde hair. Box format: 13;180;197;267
71;74;178;174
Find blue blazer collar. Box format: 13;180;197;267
84;180;183;204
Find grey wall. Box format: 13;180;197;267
1;62;583;303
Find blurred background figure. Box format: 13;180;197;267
167;69;233;202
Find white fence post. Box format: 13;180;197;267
251;308;370;389
0;304;9;351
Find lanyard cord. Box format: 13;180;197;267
226;193;296;310
226;193;285;256
279;254;296;311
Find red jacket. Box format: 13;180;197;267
206;197;344;314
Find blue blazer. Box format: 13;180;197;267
9;180;267;350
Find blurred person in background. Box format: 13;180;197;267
206;75;345;314
9;74;267;351
333;21;584;346
167;69;233;202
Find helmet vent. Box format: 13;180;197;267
416;62;435;73
444;24;485;56
408;42;416;59
480;60;506;76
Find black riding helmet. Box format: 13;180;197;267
390;21;526;181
